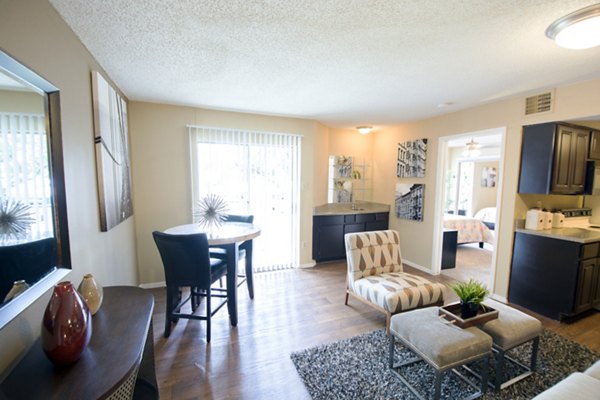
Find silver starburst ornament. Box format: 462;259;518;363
0;198;35;243
194;194;229;231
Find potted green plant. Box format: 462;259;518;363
449;279;489;319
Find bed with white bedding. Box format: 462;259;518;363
443;212;494;245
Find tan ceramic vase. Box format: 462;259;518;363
3;280;30;303
77;274;103;315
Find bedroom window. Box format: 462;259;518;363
456;161;474;216
188;125;301;272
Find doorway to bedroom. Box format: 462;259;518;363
434;128;505;290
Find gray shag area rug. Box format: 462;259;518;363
290;329;598;399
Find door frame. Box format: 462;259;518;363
431;127;507;292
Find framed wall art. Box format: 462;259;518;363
481;167;497;187
91;71;133;231
395;183;424;221
397;138;427;178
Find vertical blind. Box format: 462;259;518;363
188;125;301;272
0;112;52;244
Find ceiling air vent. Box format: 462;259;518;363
525;91;553;115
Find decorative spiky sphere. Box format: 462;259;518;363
0;198;35;243
193;194;229;230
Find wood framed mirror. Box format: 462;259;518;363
0;49;70;328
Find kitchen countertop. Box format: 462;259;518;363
313;202;390;216
516;227;600;243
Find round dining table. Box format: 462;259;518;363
164;222;260;326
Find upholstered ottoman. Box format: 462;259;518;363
532;360;600;399
389;307;493;400
479;299;543;391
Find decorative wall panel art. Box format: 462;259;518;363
91;71;133;231
396;138;427;178
395;183;424;221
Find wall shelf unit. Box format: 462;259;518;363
327;155;371;203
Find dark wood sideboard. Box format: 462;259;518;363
0;286;158;400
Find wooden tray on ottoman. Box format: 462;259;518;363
439;302;499;328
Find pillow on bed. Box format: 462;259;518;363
475;207;496;230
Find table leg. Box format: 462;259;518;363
244;240;254;299
225;243;239;326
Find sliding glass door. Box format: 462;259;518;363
189;126;301;272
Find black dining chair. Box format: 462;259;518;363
152;231;228;342
209;214;255;299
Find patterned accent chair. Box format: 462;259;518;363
345;229;446;332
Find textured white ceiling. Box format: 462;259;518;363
49;0;600;128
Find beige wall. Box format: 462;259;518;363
3;0;600;379
372;78;600;300
0;0;138;374
128;110;380;284
472;160;499;215
327;128;374;202
0;90;44;113
129;102;329;283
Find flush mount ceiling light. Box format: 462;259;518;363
462;138;481;158
546;4;600;49
356;126;373;135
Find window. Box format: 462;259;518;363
456;161;474;216
189;126;301;271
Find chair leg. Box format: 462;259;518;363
164;287;174;338
388;334;395;368
495;348;506;391
481;354;490;394
385;312;391;336
433;370;442;400
345;291;349;305
191;287;198;312
206;287;212;343
531;336;540;371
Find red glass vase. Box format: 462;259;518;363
42;281;92;366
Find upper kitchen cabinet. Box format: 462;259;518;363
589;130;600;160
518;122;590;194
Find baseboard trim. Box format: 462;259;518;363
139;281;166;289
298;261;316;269
490;294;508;303
402;259;437;275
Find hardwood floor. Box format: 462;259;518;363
150;261;600;399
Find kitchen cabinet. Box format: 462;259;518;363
575;258;597;313
518;122;590;194
594;262;600;308
313;212;389;262
509;232;600;320
589;130;600;160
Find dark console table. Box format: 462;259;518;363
0;286;157;400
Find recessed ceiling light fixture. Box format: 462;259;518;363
546;4;600;49
357;126;373;135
